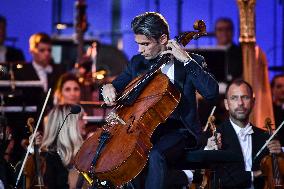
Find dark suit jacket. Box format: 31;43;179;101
14;62;65;91
13;62;65;112
5;46;25;62
42;151;69;189
215;120;269;189
112;53;219;141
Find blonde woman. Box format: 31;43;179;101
41;104;85;189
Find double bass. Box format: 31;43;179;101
74;20;207;187
260;118;284;189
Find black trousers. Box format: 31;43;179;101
132;119;196;189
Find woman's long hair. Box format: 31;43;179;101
41;104;83;166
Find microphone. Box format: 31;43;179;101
55;105;81;142
70;104;81;114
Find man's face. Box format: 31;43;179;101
272;77;284;104
0;22;6;45
134;34;165;60
31;42;52;67
224;84;254;122
215;21;233;46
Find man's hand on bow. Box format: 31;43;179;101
161;40;192;63
267;140;282;154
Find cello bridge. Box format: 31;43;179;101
106;112;126;126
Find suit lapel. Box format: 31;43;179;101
222;121;246;169
174;59;185;91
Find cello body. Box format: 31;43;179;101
74;73;181;186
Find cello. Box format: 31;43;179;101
260;118;284;189
74;20;207;187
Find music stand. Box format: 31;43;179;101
186;47;228;82
177;150;243;189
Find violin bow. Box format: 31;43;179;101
203;106;216;132
15;88;52;188
254;119;284;161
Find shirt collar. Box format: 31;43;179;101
230;118;251;135
32;61;53;73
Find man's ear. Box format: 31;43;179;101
224;99;229;111
159;34;168;45
252;96;255;108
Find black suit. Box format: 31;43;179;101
273;103;284;146
5;46;25;62
215;120;269;189
112;53;218;188
13;62;65;91
112;53;219;140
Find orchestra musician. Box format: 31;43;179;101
205;79;283;188
101;12;219;189
54;72;82;106
271;74;284;146
40;104;86;189
14;32;65;94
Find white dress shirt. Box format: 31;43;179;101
32;61;53;92
160;58;192;84
230;119;254;189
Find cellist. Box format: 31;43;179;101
204;80;283;188
101;12;219;189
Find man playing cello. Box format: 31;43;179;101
102;12;219;189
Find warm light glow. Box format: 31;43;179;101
96;74;105;80
16;64;23;69
92;70;107;80
78;77;84;83
56;24;67;30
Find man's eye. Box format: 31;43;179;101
230;96;237;100
242;96;250;100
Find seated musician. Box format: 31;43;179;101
271;74;284;146
40;104;86;189
205;79;283;188
101;12;219;189
21;72;86;148
54;72;82;105
14;32;65;94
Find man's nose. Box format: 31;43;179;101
237;97;244;105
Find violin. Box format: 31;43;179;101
199;115;218;189
260;118;284;189
23;118;47;189
74;20;207;187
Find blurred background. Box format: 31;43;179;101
1;0;283;78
